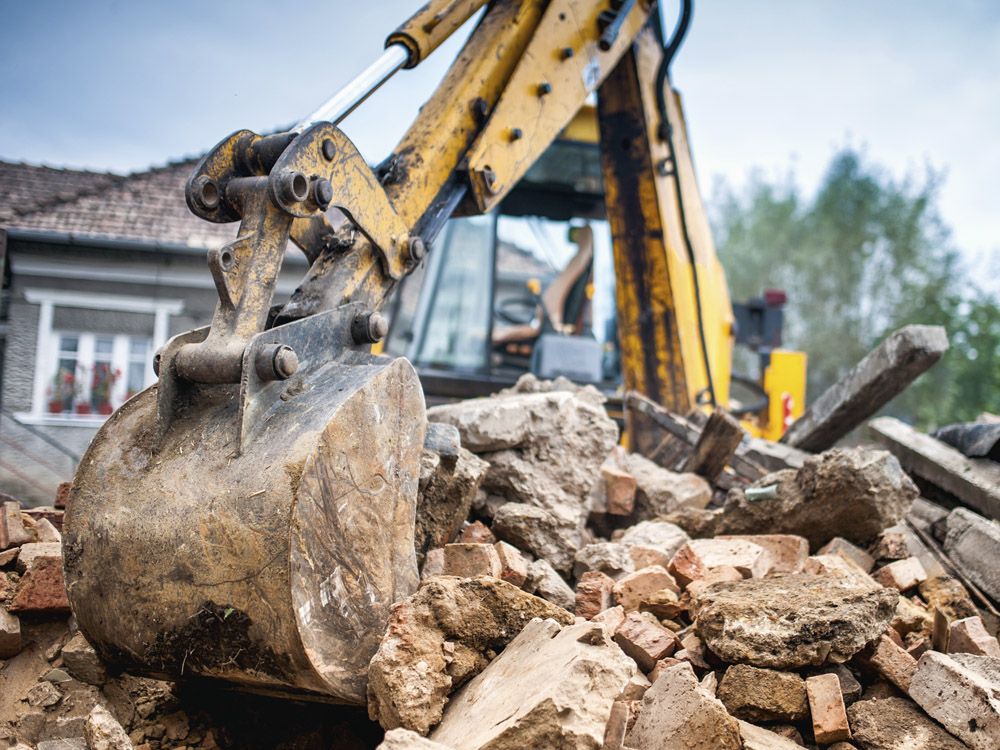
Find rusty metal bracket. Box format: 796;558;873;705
268;123;412;280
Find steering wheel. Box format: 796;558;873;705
495;296;538;326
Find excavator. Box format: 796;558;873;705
63;0;807;705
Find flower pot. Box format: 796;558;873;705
48;401;64;414
75;404;92;415
97;403;114;416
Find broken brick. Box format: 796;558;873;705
575;570;615;619
948;616;1000;658
459;521;495;545
861;634;918;693
689;538;771;578
871;556;927;591
611;565;678;612
492;541;528;589
818;536;875;572
0;607;21;658
667;543;706;588
613;612;679;672
717;534;808;574
602;465;637;517
10;555;70;613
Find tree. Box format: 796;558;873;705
711;147;1000;428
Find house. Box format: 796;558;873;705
0;159;308;504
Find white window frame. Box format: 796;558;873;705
18;289;184;426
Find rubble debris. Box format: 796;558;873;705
781;324;948;452
623;453;712;520
819;537;876;572
942;507;1000;602
367;576;573;734
858;634;918;692
687;538;771;578
523;558;575;611
920;575;979;622
576;571;615;619
870;416;1000;520
1;500;32;549
492;502;580;575
613;612;679;672
61;633;108;686
618;521;690;563
806;672;852;744
441;543;501;578
458;521;495;544
414;427;489;563
697;448;919;548
847;695;967;750
15;542;62;573
934;420;1000;460
612;566;678;612
574;542;635;580
737;720;805;750
493;541;528;588
717;664;809;722
10;555;70;613
624;662;742;749
948;616;1000;657
377;728;454;749
693;573;898;668
872;556;928;591
717;534;808;574
430;618;635;750
84;705;133;750
908;651;1000;750
0;606;21;657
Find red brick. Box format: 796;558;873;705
421;548;445;579
613;612;679;672
818;537;875;572
9;556;70;613
54;481;72;510
629;545;672;570
667;544;707;588
602;466;637;517
612;566;678;612
648;657;683;684
576;570;615;619
805;673;851;744
863;634;918;692
493;541;528;589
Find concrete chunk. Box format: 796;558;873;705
949;616;1000;658
15;542;62;573
612;566;678;612
442;544;501;578
0;607;21;658
624;453;712;519
367;577;573;734
872;557;927;591
574;542;635;580
377;729;454;750
625;662;742;749
431;618;635;750
819;536;875;572
943;508;1000;602
694;574;898;669
717;534;808;574
524;558;575;611
689;538;771;578
908;651;1000;750
84;705;132;750
848;695;967;750
737;721;805;750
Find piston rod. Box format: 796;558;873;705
295;44;410;131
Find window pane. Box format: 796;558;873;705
94;336;114;359
59;335;79;354
127;361;145;396
129;338;152;359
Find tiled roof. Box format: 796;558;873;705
0;158;238;248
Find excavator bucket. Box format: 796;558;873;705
63;307;427;703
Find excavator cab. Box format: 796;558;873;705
384;111;623;402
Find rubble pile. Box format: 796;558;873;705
1;375;999;750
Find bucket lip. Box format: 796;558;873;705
289;355;426;703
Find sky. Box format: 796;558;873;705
1;1;997;284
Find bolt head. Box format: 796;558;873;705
510;128;523;141
273;345;299;379
314;178;334;209
407;237;426;262
537;81;552;96
561;47;574;60
193;176;220;210
368;313;389;342
321;139;336;161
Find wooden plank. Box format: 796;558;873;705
782;325;949;452
683;410;745;481
869;416;1000;521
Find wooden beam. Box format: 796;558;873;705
782;325;949;452
869;416;1000;521
683;410;745;482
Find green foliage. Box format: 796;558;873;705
711;147;1000;428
